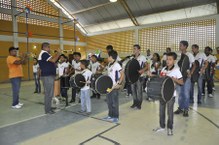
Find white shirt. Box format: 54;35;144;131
33;64;39;73
90;61;100;74
58;62;69;77
116;56;122;62
194;52;207;67
160;66;182;96
146;55;152;61
72;60;81;74
136;54;147;76
136;54;147;68
186;52;195;67
108;62;122;85
207;55;216;63
81;69;92;90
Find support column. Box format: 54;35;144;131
135;29;139;44
11;0;18;47
58;10;64;50
215;14;219;48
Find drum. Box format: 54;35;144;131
60;76;70;88
125;59;140;84
91;73;102;90
178;53;190;82
95;75;113;95
69;73;86;88
146;77;174;102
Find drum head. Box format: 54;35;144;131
161;77;175;102
178;54;190;82
74;74;86;88
125;59;140;84
95;75;113;95
91;73;102;89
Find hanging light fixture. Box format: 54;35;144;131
109;0;117;2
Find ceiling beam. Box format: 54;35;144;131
71;2;113;15
118;0;139;26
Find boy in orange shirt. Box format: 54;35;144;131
6;47;28;109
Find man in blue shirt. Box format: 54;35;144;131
38;42;61;114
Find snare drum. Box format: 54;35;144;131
146;76;174;102
69;73;86;88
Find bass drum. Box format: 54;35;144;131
125;59;140;84
146;77;174;102
90;73;103;91
69;73;86;88
95;75;113;95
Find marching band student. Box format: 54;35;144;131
162;47;171;67
149;53;161;75
79;59;92;114
174;41;195;117
130;44;147;110
146;49;153;60
90;55;101;99
33;58;41;94
103;50;124;123
58;54;69;100
152;52;183;136
70;52;81;103
203;46;216;98
106;45;122;62
190;44;208;104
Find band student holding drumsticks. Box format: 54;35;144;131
70;52;81;103
90;55;101;99
130;44;147;110
174;41;195;117
152;52;183;136
58;54;69;101
103;50;124;123
38;42;62;114
79;60;92;114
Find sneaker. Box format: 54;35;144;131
78;110;86;113
18;103;24;106
130;104;136;108
47;110;55;114
86;112;91;115
103;116;113;121
208;94;213;98
11;105;22;109
213;88;216;91
137;106;141;110
183;110;189;117
153;127;165;132
167;128;173;136
112;118;119;123
201;93;205;96
174;108;183;114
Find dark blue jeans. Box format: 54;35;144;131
190;75;203;102
178;78;191;111
33;73;41;93
106;90;119;118
10;77;21;106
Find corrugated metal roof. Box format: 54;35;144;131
55;0;218;34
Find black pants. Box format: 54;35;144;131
71;88;79;102
61;88;68;106
202;77;213;94
106;90;119;118
159;97;175;129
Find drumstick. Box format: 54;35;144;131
80;81;86;83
